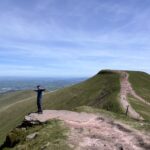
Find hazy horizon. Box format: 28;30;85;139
0;77;86;94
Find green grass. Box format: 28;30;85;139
1;70;150;146
0;91;35;110
128;95;150;121
0;97;36;145
128;71;150;103
0;71;121;145
43;70;121;113
1;120;70;150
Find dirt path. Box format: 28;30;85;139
120;72;146;120
25;110;150;150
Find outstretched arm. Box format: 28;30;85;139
42;88;46;92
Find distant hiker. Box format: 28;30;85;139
34;85;46;114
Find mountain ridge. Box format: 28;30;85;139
0;69;150;148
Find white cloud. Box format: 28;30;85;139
0;0;150;76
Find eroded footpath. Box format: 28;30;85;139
25;110;150;150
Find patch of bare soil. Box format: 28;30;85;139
25;110;150;150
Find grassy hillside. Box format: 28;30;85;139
0;91;34;110
1;120;69;150
128;71;150;121
128;71;150;103
43;70;121;113
0;92;37;144
1;70;150;146
128;95;150;121
0;70;121;144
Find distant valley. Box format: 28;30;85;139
0;77;86;94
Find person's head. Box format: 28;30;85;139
37;85;40;89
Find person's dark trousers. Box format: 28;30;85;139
37;98;42;113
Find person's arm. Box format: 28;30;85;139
41;88;46;92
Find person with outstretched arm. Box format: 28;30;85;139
34;85;46;114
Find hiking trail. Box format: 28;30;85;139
25;110;150;150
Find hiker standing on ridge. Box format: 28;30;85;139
34;85;46;114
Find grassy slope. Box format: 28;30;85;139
128;71;150;121
43;70;121;113
128;95;150;121
128;71;150;103
0;91;35;110
1;70;150;147
0;93;37;144
2;120;69;150
0;71;121;144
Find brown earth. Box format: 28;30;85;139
120;72;143;120
25;110;150;150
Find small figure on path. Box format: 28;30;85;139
34;85;46;114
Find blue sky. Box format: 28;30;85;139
0;0;150;77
